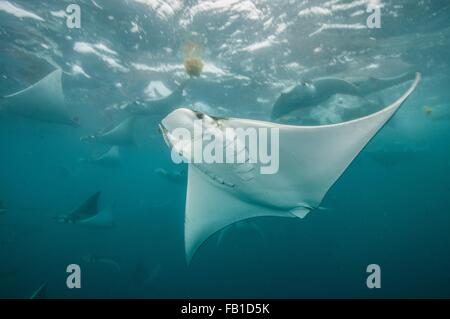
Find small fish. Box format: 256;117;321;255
134;261;162;288
0;201;6;215
154;168;186;183
82;255;121;272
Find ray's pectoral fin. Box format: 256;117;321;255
77;209;114;228
2;69;78;126
184;165;288;264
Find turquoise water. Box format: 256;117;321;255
1;0;450;298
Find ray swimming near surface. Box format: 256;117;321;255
271;71;416;120
80;116;137;145
0;69;79;126
160;73;421;264
80;146;122;167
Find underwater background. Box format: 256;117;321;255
1;0;450;298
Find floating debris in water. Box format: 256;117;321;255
183;42;204;77
424;106;433;115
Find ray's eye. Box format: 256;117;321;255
194;112;204;119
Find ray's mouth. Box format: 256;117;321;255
158;123;172;149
